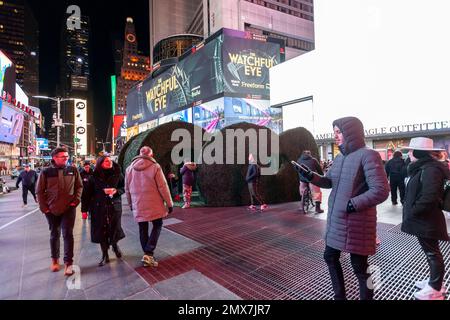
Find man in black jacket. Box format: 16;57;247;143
297;150;324;213
385;150;406;205
16;164;38;207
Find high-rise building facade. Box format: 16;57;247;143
149;0;203;65
149;0;314;63
0;0;39;103
56;14;93;155
204;0;315;60
115;18;151;115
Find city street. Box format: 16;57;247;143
2;184;450;300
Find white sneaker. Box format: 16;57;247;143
414;284;445;300
415;279;446;293
22;204;28;208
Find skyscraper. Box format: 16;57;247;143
149;0;203;65
0;0;39;103
149;0;315;62
204;0;315;60
57;14;92;154
115;18;151;115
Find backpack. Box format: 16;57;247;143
444;179;450;212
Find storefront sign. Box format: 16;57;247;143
316;120;450;141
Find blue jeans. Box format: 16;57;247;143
45;207;76;265
139;219;163;256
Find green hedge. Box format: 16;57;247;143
119;121;319;207
119;121;205;176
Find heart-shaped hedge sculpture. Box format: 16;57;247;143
119;121;319;207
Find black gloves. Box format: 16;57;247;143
168;207;173;214
346;200;356;213
302;167;314;181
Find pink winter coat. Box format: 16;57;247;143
125;156;173;223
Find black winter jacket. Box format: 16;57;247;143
83;162;126;244
401;157;450;240
16;170;38;187
246;164;260;183
80;168;93;212
385;157;406;179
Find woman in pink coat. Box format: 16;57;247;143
125;147;173;267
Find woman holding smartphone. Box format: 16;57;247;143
84;155;126;266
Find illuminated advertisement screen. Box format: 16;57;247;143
0;101;24;144
192;98;225;133
15;84;29;105
126;28;284;128
127;37;223;127
36;138;49;150
111;75;116;116
73;99;87;155
224;97;282;134
0;50;13;94
113;115;125;139
222;36;281;99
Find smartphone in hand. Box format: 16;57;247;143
291;161;310;173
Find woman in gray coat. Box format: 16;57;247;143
299;117;389;300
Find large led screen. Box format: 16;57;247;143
0;101;24;144
127;36;223;127
224;97;282;134
0;51;13;94
222;35;281;99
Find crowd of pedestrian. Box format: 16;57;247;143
12;114;449;301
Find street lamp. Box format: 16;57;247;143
33;96;76;148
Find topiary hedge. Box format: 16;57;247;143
119;121;319;207
196;123;319;207
119;121;205;177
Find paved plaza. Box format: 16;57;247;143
1;178;450;300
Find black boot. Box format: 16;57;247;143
112;243;122;259
98;243;110;267
315;202;324;214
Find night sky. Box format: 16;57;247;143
27;0;150;141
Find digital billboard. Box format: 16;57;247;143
15;84;29;105
73;99;87;155
111;75;117;116
71;76;88;91
127;36;223;127
224;97;282;134
222;35;281;99
193;98;225;133
36;138;49;150
113;115;126;139
0;101;24;144
126;28;284;129
0;50;13;94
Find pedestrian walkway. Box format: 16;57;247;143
1;188;450;300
